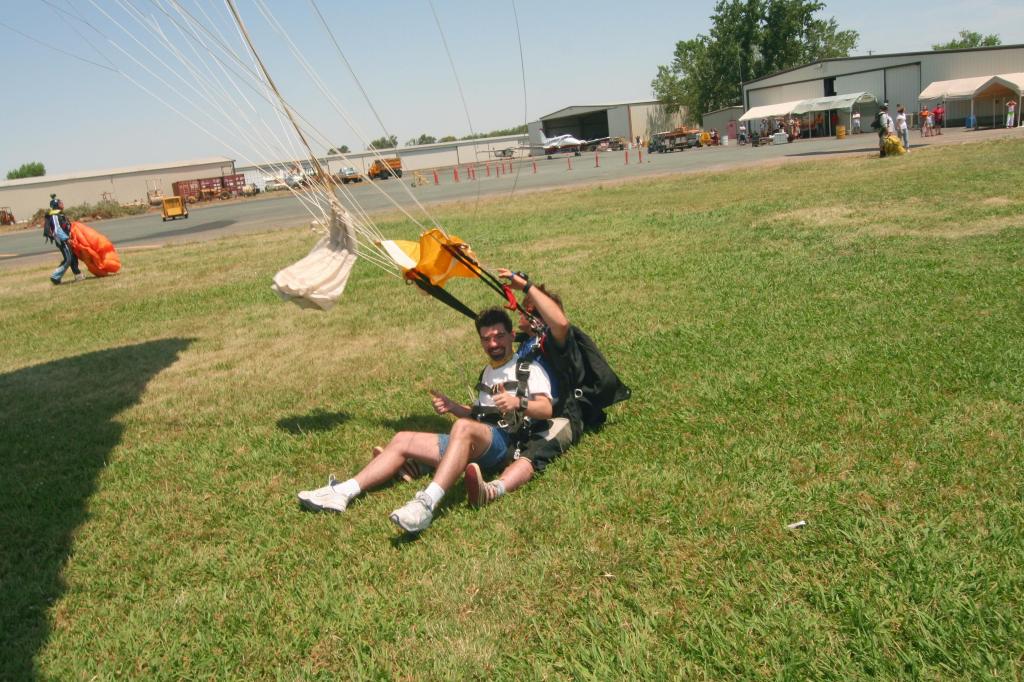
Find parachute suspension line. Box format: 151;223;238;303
0;19;114;72
307;0;447;235
430;238;533;320
228;0;375;275
181;0;321;189
102;0;333;234
224;0;327;184
509;0;529;197
39;0;119;71
427;0;483;217
253;0;443;237
223;0;419;302
90;0;324;227
306;0;396;158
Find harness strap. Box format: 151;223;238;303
407;270;477;320
476;380;520;395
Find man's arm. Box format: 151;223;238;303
492;386;553;420
430;390;471;419
497;268;570;345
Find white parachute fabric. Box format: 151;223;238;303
272;201;359;310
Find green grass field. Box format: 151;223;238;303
2;140;1023;680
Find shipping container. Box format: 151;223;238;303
172;179;201;202
198;176;223;191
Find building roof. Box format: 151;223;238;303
741;43;1024;87
0;156;234;188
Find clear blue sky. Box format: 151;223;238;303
1;0;1021;175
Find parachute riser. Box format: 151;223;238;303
435;240;540;325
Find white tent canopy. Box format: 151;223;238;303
919;72;1024;101
791;92;876;114
738;99;804;121
740;92;876;122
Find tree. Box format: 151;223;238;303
932;30;1001;50
367;135;398;150
6;161;46;180
652;0;857;121
438;135;457;143
327;145;350;154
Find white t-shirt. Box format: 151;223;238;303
896;112;907;131
476;356;552;408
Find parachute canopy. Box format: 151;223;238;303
70;221;121;276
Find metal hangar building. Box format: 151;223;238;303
741;44;1024;127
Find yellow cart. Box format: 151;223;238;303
161;196;188;222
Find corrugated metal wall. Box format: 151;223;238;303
743;46;1024;119
885;64;922;111
0;161;235;222
836;70;885;99
748;80;823;107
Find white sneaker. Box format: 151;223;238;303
389;491;434;533
74;273;85;282
297;474;351;512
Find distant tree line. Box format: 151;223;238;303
361;124;528;150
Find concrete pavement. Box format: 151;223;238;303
3;124;1020;270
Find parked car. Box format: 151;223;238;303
264;178;288;191
337;167;363;184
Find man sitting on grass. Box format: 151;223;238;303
461;270;580;507
297;307;554;533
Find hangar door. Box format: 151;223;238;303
544;110;610;140
748;80;822;108
885;64;921;112
835;70;884;101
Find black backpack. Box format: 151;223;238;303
521;326;630;430
870;112;882;130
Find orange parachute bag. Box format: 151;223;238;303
70;221;121;276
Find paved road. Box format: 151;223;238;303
3;125;1019;270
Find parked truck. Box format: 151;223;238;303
367;158;402;180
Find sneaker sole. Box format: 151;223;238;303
297;494;325;511
464;462;484;508
389;512;427;533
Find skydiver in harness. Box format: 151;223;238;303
462;268;631;507
42;194;84;285
297;307;555;534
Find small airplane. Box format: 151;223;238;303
535;132;610;157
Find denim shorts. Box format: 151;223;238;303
437;425;509;474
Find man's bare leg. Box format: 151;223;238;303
355;431;440;491
297;431;441;512
389;419;493;532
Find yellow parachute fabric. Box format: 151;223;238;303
883;134;906;156
380;228;481;287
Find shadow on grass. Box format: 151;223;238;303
784;145;921;157
277;409;350;435
0;338;193;681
